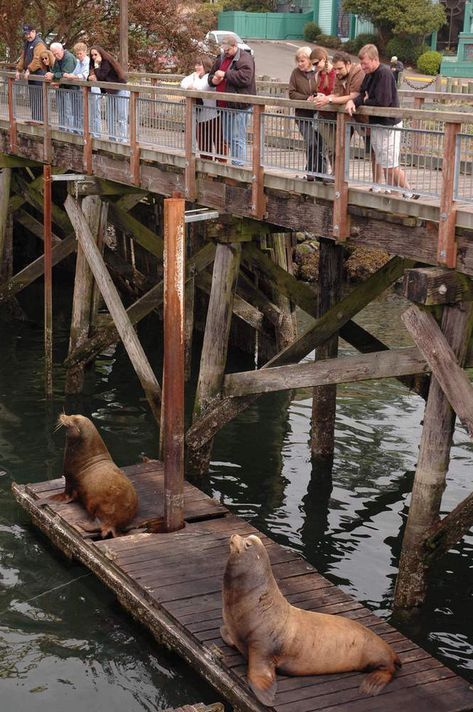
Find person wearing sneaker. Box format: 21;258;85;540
345;44;419;200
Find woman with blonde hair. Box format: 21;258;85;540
310;46;336;177
288;46;325;181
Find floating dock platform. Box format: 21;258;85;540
13;461;473;712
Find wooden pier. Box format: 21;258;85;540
12;461;473;712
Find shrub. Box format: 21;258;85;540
316;34;342;49
303;22;322;43
385;36;428;65
416;50;442;75
344;33;380;56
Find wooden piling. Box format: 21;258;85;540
310;238;345;458
64;195;162;424
189;241;242;474
271;233;297;350
65;195;104;394
162;198;186;532
394;300;473;609
0;168;11;278
43;165;53;399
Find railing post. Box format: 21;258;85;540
251;103;266;219
7;77;17;153
163;197;186;532
83;85;92;174
43;80;51;163
129;89;140;186
437;121;461;269
332;111;349;241
184;96;196;200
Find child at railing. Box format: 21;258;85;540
180;56;226;162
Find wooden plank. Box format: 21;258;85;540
187;257;411;450
402;305;473;437
223;347;429;396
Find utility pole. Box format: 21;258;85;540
120;0;129;71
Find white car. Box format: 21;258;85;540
203;31;254;56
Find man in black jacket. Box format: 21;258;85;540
345;44;418;199
208;35;256;166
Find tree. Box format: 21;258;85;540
0;0;213;71
342;0;446;47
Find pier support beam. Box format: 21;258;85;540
189;241;241;474
310;238;344;459
64;195;162;425
394;293;473;609
0;168;12;282
65;195;107;394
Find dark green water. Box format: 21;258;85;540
1;284;472;711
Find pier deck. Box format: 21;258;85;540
12;461;473;712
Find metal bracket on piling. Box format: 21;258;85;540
184;209;219;224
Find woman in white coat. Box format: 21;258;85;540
181;56;226;161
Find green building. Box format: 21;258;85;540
218;0;375;41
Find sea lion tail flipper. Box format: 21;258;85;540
247;648;277;707
360;667;395;696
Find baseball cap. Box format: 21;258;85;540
22;24;34;33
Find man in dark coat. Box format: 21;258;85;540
208;34;256;166
15;24;47;121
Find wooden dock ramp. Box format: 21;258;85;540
13;461;473;712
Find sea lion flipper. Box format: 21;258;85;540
247;647;277;707
360;667;395;696
220;624;236;648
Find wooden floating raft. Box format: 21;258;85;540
12;461;473;712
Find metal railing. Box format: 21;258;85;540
1;72;472;234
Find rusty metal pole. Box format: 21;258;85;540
43;164;53;398
163;198;185;532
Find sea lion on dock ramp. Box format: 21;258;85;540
221;533;401;706
52;414;138;538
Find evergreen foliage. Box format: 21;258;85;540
416;49;442;74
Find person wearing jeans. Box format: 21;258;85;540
208;35;256;167
88;46;128;142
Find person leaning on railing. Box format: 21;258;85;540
208;34;256;167
45;42;78;133
308;46;335;181
88;46;129;143
180;55;227;162
288;46;326;182
61;42;90;134
15;23;47;122
345;43;419;199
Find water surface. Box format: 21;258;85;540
1;285;472;710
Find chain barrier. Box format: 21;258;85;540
403;75;439;90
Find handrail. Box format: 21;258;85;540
1;69;472;270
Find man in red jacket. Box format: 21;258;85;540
208;35;256;166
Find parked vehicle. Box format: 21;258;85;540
203;31;254;56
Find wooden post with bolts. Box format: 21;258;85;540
163;198;186;532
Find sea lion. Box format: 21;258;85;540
52;413;138;538
221;533;401;706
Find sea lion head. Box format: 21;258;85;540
57;413;110;464
225;534;273;592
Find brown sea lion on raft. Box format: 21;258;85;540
51;414;138;538
221;533;401;706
